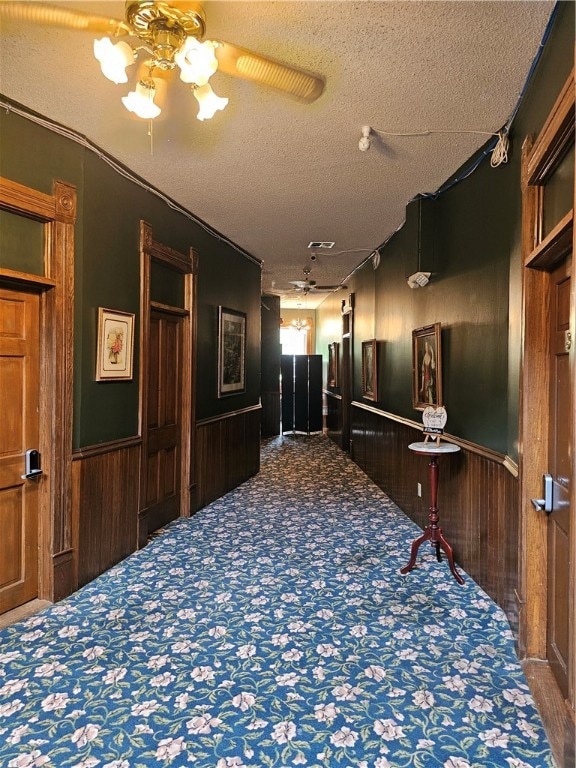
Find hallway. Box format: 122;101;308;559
0;434;555;766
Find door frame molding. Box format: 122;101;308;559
0;176;76;602
519;68;575;709
138;220;197;546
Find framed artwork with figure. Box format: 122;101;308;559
361;339;377;401
328;342;339;387
412;322;442;410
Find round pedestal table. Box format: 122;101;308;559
400;441;464;585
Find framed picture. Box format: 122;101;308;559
218;306;246;397
361;339;377;401
96;307;134;381
328;341;339;387
412;322;442;410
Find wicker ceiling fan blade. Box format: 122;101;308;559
214;40;324;103
0;2;130;36
312;285;343;291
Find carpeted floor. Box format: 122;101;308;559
0;434;554;767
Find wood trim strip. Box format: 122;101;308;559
196;403;262;427
141;220;196;273
72;435;142;460
181;271;195;515
527;66;575;184
351;400;512;467
0;269;57;289
324;390;343;400
49;180;76;581
525;210;573;269
150;300;189;317
0;176;56;220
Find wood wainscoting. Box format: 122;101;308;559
195;405;261;510
72;438;141;588
349;402;520;632
261;391;281;438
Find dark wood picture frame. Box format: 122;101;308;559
361;339;377;401
218;306;246;397
328;341;339;387
412;322;442;410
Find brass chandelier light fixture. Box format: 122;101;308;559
0;1;325;123
95;2;227;121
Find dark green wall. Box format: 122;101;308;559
316;1;574;459
0;108;261;447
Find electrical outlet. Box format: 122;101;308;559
417;482;422;497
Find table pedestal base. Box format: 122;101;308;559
400;525;464;585
400;448;464;585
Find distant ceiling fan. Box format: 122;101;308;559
0;1;325;120
289;268;344;294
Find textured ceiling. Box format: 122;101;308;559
0;1;555;307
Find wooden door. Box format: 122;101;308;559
0;286;40;613
547;256;573;698
143;308;183;533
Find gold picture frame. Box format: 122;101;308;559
328;341;339;387
361;339;377;401
96;307;135;381
412;322;442;410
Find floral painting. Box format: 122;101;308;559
96;308;134;381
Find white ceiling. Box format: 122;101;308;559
0;1;555;307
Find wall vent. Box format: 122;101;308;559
308;241;335;249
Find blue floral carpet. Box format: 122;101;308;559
0;434;554;767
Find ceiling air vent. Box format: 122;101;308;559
308;241;335;249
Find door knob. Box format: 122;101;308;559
531;473;553;514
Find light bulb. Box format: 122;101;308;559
122;79;161;119
193;83;228;121
94;38;134;84
175;38;218;86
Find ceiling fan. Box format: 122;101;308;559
289;268;344;294
0;1;325;120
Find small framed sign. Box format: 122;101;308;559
96;308;135;381
422;405;447;436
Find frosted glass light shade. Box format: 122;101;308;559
122;80;161;119
194;83;228;121
175;38;218;86
94;38;135;84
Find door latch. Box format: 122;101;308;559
21;449;43;480
565;330;572;352
531;473;553;514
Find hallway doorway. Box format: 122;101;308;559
519;68;575;721
0;286;41;613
